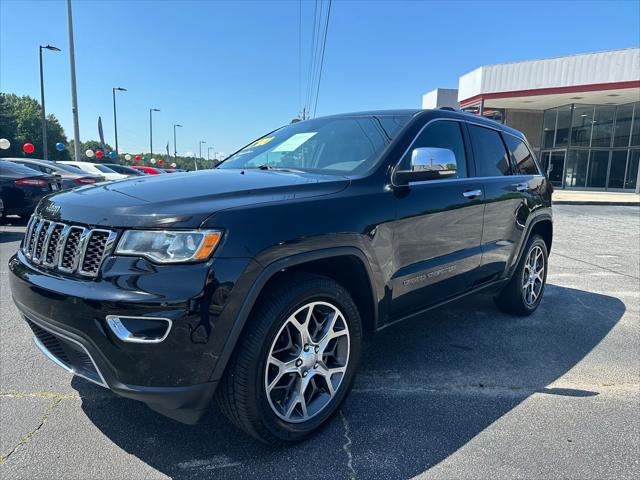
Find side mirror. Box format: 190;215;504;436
395;147;458;184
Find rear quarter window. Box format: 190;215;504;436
503;134;540;175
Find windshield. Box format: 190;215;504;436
218;116;392;174
94;164;117;174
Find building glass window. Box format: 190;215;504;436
587;150;609;188
542;108;556;148
565;150;589;188
626;150;639;190
591;105;616;147
608;150;628;189
632;103;640;147
571;105;594;146
613;103;634;147
555;105;572;146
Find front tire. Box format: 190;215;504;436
216;273;362;444
494;235;548;316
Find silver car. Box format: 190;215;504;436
5;158;104;190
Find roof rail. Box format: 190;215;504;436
439;106;462;112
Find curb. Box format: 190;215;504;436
553;201;640;206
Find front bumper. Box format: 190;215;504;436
9;249;256;423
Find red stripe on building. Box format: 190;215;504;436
459;80;640;107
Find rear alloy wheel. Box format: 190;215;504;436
216;274;361;444
495;234;548;316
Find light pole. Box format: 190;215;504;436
207;146;214;161
66;0;81;162
149;108;160;156
39;44;61;160
197;141;206;171
173;124;182;161
112;87;126;156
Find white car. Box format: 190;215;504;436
59;161;128;181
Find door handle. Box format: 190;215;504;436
513;183;530;192
463;189;483;199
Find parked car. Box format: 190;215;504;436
130;165;166;175
103;163;145;176
6;158;104;189
9;109;552;444
162;168;187;173
0;160;60;218
59;161;128;181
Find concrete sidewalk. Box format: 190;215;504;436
552;190;640;206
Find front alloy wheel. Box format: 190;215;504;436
216;274;362;444
265;301;350;423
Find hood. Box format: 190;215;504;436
36;168;350;228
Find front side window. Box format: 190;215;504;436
396;120;467;178
504;135;539;175
94;164;117;174
218;117;387;174
468;124;511;177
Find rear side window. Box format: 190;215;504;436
0;161;41;175
468;125;512;176
503;135;540;175
398;120;468;178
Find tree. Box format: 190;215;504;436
0;93;70;160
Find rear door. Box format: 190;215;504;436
467;124;531;281
389;119;485;318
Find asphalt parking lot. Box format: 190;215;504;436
1;205;639;479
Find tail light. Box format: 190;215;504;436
15;177;47;186
73;177;96;185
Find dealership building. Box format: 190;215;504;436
423;48;640;192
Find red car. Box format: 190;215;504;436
130;165;167;175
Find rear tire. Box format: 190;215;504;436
216;273;362;444
494;235;548;316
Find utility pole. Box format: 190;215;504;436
66;0;81;162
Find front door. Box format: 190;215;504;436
389;119;484;318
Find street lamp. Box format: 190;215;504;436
149;108;160;156
207;146;214;161
39;44;61;160
112;87;126;156
197;141;206;171
173;124;182;161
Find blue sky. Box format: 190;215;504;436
1;0;639;157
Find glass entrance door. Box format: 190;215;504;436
541;150;566;187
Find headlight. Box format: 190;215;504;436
115;230;223;263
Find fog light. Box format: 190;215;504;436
106;316;172;344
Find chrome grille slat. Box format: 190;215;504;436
21;215;115;278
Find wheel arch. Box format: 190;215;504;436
210;247;379;382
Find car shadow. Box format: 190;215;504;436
73;284;625;479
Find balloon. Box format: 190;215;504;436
142;157;147;161
158;159;164;165
108;151;117;159
125;154;132;161
86;149;94;158
171;163;176;168
0;138;10;150
134;155;141;162
23;143;35;154
95;150;104;159
150;158;156;164
55;142;65;151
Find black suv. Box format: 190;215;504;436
9;109;552;444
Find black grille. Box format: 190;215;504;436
44;224;64;265
22;216;115;278
26;318;102;385
81;231;109;274
33;221;51;261
61;227;83;270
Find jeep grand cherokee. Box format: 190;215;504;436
9;109;552;444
